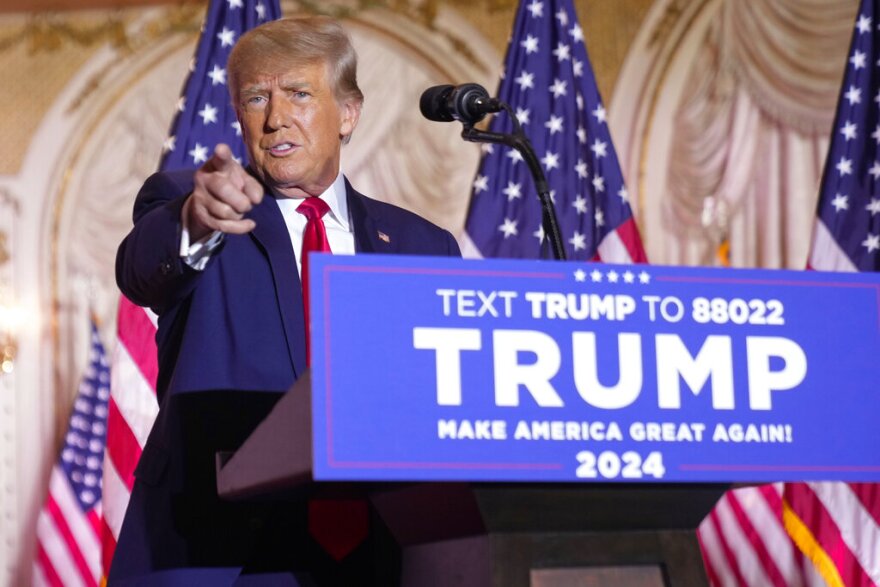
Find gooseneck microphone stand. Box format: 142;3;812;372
461;102;568;261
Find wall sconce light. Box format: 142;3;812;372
0;228;13;374
0;297;19;375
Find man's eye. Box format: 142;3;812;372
246;96;266;106
294;91;309;98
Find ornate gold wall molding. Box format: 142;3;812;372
0;4;202;54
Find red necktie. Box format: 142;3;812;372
296;197;369;561
296;197;332;367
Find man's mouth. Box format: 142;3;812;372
268;142;295;156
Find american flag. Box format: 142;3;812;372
101;0;281;578
462;0;646;264
33;321;110;587
700;1;880;585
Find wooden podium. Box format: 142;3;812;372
216;372;726;587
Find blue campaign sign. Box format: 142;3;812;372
308;254;880;483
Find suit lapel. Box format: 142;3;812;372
248;196;307;378
347;179;399;254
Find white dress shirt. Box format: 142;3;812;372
180;172;355;278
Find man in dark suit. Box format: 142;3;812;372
111;15;460;585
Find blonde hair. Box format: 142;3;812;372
228;16;364;106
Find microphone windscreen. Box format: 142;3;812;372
419;85;455;122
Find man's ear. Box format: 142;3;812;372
339;99;362;140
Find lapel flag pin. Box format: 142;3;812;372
377;230;391;243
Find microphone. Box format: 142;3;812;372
419;83;502;125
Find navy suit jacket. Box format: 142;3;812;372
110;170;461;584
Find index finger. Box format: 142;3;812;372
205;143;236;174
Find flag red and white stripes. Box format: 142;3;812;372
698;484;828;587
100;297;158;578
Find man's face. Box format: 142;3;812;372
236;60;360;198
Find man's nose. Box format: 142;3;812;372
265;97;293;130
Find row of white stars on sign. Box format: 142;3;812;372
573;268;651;284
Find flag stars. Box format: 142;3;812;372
868;199;880;215
576;93;584;110
549;78;568;98
208;65;227;86
570;23;584;42
481;143;495;154
473;174;489;193
592;176;605;193
189;143;209;165
592;104;607;124
851;50;867;70
507;148;525;165
576;126;587;144
569;231;586;251
545;114;564;134
863;234;880;253
162;135;176;153
845;85;862;105
618;186;629;202
521;35;539;54
255;1;267;19
574;160;589;178
515;107;531;125
639;271;651;284
573;195;588;214
591;139;608;158
574;269;586;282
527;0;543;18
573;59;584;77
857;14;872;34
515;71;535;91
870;161;880;179
198;103;219;124
607;270;620;283
556;8;569;26
836;156;853;176
503;181;523;201
533;224;545;243
217;27;236;47
227;0;243;8
591;269;604;282
231;121;242;136
552;42;571;62
831;193;849;212
840;121;858;141
623;271;635;284
541;150;560;171
595;208;605;226
872;125;880;144
499;218;519;238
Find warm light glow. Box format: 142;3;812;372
0;293;23;376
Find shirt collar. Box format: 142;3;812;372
321;171;350;231
280;171;350;230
